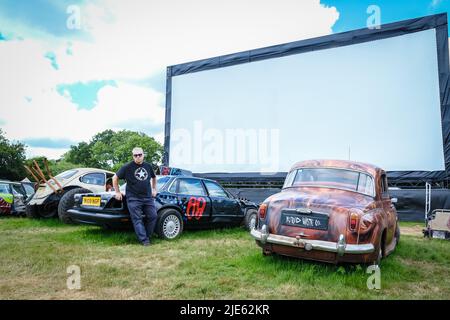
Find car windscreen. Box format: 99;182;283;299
0;183;10;194
285;168;375;197
156;176;170;190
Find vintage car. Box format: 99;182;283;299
251;160;400;265
26;168;115;220
0;180;35;215
66;175;258;239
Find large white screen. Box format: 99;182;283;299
170;29;444;173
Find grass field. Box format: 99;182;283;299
0;217;449;299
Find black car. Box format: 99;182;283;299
67;175;258;239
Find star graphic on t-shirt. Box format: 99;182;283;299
134;167;148;181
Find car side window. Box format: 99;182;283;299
204;180;229;198
11;185;25;197
80;173;106;186
22;184;35;197
176;178;207;196
357;173;375;197
380;174;389;198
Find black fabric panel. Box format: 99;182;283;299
386;171;447;183
163;67;172;166
170;14;447;76
194;172;287;183
196;171;447;184
390;189;450;221
436;21;450;178
226;188;281;205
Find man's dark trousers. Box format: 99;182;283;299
126;194;157;244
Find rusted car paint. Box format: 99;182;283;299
252;160;400;264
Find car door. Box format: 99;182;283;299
380;174;396;244
0;183;13;214
11;184;26;213
168;178;212;226
202;180;242;224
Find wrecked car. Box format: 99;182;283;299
26;168;115;220
0;180;35;215
251;160;400;265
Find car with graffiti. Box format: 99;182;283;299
251;160;400;265
0;180;35;216
66;175;258;239
26;168;115;220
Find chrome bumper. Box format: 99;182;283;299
251;225;374;256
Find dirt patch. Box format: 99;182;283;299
400;224;424;237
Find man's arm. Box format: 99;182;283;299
151;176;157;197
113;174;122;200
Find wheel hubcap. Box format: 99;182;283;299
163;215;180;239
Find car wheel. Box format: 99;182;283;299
58;188;91;224
244;208;257;231
373;231;385;266
156;209;183;240
25;205;39;219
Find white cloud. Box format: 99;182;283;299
0;0;339;159
25;147;70;160
431;0;442;8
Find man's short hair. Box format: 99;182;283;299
132;147;144;154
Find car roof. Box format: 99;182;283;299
0;180;22;185
58;168;115;175
290;159;382;178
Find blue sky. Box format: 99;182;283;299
323;0;450;33
0;0;449;159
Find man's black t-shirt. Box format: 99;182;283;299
116;161;156;197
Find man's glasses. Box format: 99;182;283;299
133;153;143;157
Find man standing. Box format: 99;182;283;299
113;147;157;246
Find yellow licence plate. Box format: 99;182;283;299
82;196;101;207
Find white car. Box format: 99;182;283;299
26;168;114;221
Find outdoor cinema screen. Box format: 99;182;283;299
166;16;448;174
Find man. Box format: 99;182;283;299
113;147;157;246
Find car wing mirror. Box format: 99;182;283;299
391;197;398;204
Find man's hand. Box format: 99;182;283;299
151;188;157;197
115;191;123;201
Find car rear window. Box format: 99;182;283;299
286;168;375;197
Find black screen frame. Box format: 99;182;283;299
164;13;450;184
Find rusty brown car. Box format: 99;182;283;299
251;160;400;265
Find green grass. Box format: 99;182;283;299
0;217;449;299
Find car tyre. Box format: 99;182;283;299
156;209;183;240
58;188;91;224
25;205;39;219
373;231;386;266
243;208;257;231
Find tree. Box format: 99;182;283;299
24;157;79;179
64;130;163;171
64;142;98;168
0;129;27;180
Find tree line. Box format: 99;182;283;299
0;129;163;181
